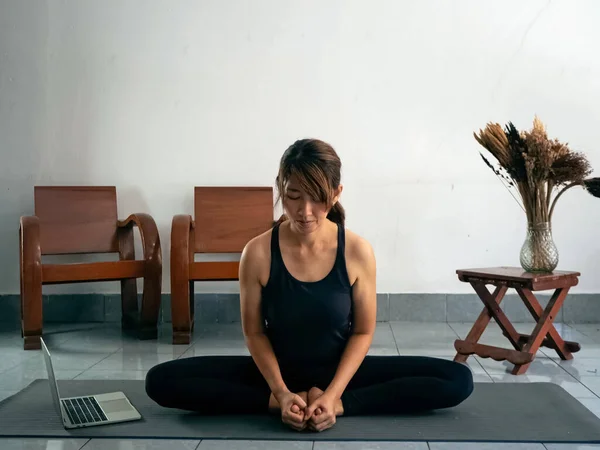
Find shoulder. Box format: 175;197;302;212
345;228;375;264
239;227;273;284
344;227;376;281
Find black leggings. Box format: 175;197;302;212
145;355;474;416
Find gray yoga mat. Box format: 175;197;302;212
0;380;599;442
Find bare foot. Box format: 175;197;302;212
308;386;344;416
269;391;308;414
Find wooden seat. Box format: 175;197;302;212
170;186;274;344
19;186;162;350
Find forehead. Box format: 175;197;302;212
284;174;303;191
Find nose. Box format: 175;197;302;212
298;199;313;217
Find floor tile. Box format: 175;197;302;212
544;444;600;449
429;443;545;449
84;439;200;449
10;351;113;372
0;439;89;449
74;370;148;380
192;324;245;341
89;351;177;371
391;322;459;356
368;323;399;355
475;355;565;376
120;339;191;356
197;440;312;449
578;376;600;397
179;345;250;358
553;358;600;379
314;442;428;449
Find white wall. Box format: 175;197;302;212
1;0;599;295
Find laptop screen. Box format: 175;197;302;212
40;338;63;417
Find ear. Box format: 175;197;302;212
333;184;343;204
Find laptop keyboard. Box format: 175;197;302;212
61;397;108;425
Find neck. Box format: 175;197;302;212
287;219;335;249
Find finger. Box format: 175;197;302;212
305;404;318;421
294;394;307;409
286;412;305;425
316;417;335;432
315;407;323;415
311;411;330;425
290;404;300;414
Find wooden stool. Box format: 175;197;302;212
453;267;581;375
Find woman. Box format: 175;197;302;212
145;138;473;432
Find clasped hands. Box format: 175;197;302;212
275;388;341;432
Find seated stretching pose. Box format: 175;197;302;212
145;138;474;432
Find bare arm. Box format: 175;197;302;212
324;237;377;399
239;237;290;398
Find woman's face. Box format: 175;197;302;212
283;174;341;235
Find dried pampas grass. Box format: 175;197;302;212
474;116;598;225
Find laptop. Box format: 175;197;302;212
41;337;142;429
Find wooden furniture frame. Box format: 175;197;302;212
19;186;162;350
170;186;274;344
453;267;581;375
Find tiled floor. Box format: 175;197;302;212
1;321;600;449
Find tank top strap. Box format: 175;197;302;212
334;222;352;289
336;222;346;261
268;222;284;281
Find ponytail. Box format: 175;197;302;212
273;213;288;227
327;202;345;226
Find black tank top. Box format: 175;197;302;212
261;222;353;369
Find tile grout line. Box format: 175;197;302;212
78;438;92;449
389;321;401;355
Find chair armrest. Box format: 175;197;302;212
20;215;42;277
117;214;162;273
171;214;194;266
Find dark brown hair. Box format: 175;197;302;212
275;138;345;226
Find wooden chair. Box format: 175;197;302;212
19;186;162;350
170;186;274;344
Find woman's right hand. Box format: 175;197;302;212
276;391;308;431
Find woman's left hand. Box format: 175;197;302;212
305;392;338;432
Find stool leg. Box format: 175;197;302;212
472;282;522;351
454;285;508;363
516;287;574;360
512;287;570;375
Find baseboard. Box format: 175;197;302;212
1;293;599;325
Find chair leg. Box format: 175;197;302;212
120;278;138;331
171;279;193;345
21;266;43;350
139;274;161;340
118;225;138;331
20;220;43;350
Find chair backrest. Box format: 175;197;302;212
194;186;274;253
34;186;119;255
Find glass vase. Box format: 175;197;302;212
519;222;559;273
